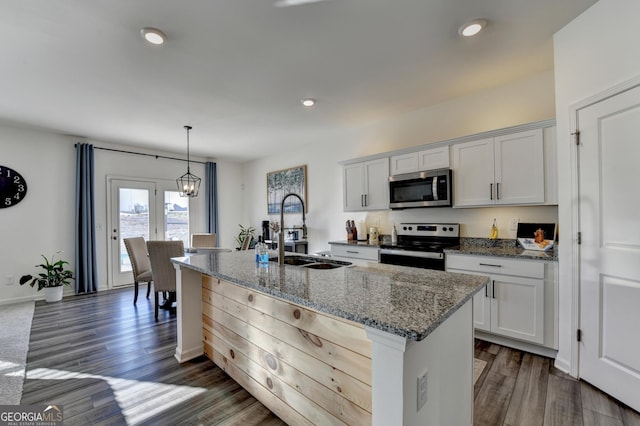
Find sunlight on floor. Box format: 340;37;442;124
27;367;207;425
0;360;25;377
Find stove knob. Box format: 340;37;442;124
442;227;447;232
403;226;407;231
449;227;454;232
408;226;413;231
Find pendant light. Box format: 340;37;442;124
176;125;201;197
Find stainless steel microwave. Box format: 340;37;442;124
388;168;452;209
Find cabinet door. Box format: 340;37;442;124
494;129;544;205
363;158;389;210
451;138;494;207
390;153;419;175
419;146;450;171
472;286;491;332
490;275;544;344
343;163;365;211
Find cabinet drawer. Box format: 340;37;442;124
446;254;544;278
330;244;379;261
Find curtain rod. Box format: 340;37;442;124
74;143;207;165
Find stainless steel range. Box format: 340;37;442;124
379;223;460;270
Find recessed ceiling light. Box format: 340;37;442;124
458;19;487;37
140;27;167;45
301;98;316;107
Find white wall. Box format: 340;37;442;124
553;0;640;374
0;125;76;304
242;71;558;254
0;123;243;304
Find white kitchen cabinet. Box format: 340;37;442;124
330;243;379;261
343;158;389;211
446;254;549;346
452;129;545;207
390;146;449;175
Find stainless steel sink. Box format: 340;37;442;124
303;263;343;270
269;255;351;269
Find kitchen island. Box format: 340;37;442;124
171;251;487;425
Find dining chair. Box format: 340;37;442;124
191;233;217;248
123;237;153;305
146;240;184;321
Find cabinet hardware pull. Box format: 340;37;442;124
361;194;365;207
492;280;496;299
364;194;368;206
485;284;488;298
490;183;493;200
479;263;502;267
496;182;500;200
346;250;359;254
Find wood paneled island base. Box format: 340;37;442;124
172;251;485;425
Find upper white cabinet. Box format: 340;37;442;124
343;158;389;211
390;146;449;175
452;129;547;207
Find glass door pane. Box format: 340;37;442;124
164;190;189;247
119;188;151;273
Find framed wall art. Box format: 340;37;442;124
267;165;307;214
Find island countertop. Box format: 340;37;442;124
172;250;487;341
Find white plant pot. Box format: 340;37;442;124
43;286;63;303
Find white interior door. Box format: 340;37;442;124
577;83;640;412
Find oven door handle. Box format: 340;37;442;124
380;249;444;260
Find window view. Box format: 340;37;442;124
165;190;189;246
119;188;150;273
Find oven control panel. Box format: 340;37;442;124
399;223;459;237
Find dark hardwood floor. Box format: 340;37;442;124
21;286;640;425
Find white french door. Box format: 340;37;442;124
577;82;640;412
109;178;190;288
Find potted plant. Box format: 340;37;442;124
20;251;74;302
234;224;255;250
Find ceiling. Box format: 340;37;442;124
0;0;597;162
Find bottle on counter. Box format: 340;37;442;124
391;224;398;245
255;236;269;266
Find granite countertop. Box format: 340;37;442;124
445;238;558;261
172;251;487;341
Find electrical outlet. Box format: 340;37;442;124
5;275;15;285
510;218;520;231
417;370;428;410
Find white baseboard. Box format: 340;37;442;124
0;294;43;306
174;345;203;363
475;330;558;359
552;356;572;376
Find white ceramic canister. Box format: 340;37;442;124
369;227;379;244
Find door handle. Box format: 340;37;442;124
490;183;493;200
485;284;488;298
496;182;500;200
492;280;496;299
361;194;365;207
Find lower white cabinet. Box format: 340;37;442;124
330;243;379;261
447;254;555;348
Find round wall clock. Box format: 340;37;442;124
0;165;28;208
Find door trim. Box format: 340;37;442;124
568;73;640;378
